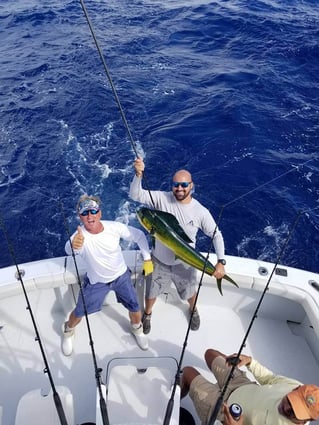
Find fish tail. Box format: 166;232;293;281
224;274;239;287
216;274;238;296
216;278;223;295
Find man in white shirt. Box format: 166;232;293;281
62;194;153;355
129;157;226;334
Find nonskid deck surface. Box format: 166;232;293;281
1;283;319;425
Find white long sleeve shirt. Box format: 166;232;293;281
65;220;151;284
129;175;225;265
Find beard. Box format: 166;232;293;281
173;190;190;201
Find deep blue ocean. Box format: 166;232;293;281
1;0;318;273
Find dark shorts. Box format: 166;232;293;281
74;268;140;317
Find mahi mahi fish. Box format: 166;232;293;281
136;207;238;295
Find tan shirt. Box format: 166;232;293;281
228;359;304;425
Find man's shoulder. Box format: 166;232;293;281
153;191;176;207
101;220;126;230
189;197;210;213
157;190;172;199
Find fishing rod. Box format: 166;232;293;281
79;0;137;156
76;4;200;422
78;0;156;208
78;0;319;212
163;227;219;425
79;0;142;159
77;3;319;423
60;201;110;425
0;213;69;425
163;162;318;424
206;208;306;425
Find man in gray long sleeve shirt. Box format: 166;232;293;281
129;157;227;334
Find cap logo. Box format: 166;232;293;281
306;395;316;406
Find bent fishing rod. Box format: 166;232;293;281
77;5;188;423
76;2;211;411
206;208;307;425
0;213;69;425
78;3;319;423
78;0;156;208
79;0;137;156
60;202;110;425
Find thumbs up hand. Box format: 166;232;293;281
72;226;85;250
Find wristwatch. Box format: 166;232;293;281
217;259;226;265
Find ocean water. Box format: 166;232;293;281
0;0;318;273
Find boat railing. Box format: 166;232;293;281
1;251;318;339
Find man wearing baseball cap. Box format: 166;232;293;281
62;194;153;355
181;347;319;424
284;385;319;423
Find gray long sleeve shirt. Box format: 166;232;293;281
129;175;225;265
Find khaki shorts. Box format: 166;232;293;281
145;256;197;300
189;356;254;424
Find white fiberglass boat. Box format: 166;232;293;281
0;250;318;425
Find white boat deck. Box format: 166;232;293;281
0;253;319;425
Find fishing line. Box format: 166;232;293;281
207;154;319;273
222;155;317;210
206;208;310;425
60;201;110;425
0;213;69;425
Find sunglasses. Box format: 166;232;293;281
172;182;192;188
80;209;100;217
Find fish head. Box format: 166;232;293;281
136;207;154;233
